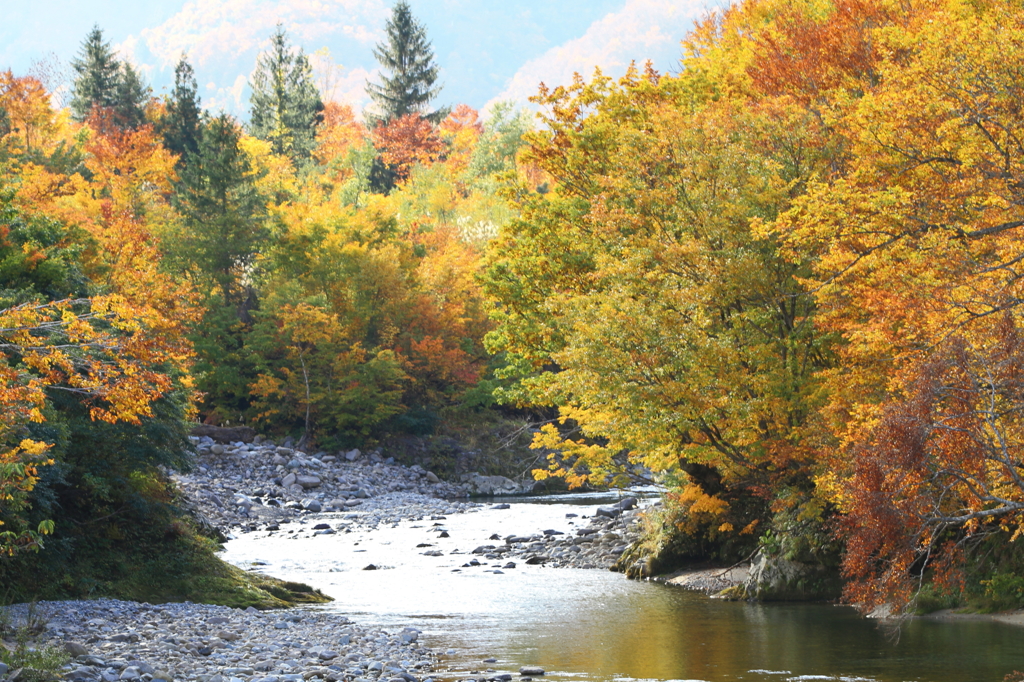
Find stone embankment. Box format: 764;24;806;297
3;599;437;682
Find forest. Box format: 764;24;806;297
3;0;1024;616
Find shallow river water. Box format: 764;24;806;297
221;494;1024;682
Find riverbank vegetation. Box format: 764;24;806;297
3;0;1024;616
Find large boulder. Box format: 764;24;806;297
723;549;842;601
296;475;322;489
461;472;525;496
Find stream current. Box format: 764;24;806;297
221;493;1024;682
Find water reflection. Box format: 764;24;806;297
221;499;1024;682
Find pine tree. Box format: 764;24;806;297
161;55;203;163
366;1;445;125
70;25;150;128
248;25;323;162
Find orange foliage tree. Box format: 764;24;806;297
371;113;445;181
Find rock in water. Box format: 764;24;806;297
519;667;545;676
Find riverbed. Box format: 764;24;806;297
220;495;1024;682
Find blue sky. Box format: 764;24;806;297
1;0;723;119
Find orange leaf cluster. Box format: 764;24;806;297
371;113;445;181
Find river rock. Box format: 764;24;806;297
519;667;545;676
64;642;89;657
296;475;322;489
282;473;297;488
729;549;842;601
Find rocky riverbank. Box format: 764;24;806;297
0;434;650;682
2;598;439;682
449;497;644;570
174;433;644;572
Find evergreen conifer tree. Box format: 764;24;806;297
161;55;203;164
70;25;150;128
70;26;121;122
112;62;150;129
366;2;444;125
248;25;323;162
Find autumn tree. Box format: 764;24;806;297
371;113;445;183
750;0;1024;611
482;64;836;569
248;25;323;163
366;1;444;125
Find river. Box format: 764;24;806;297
220;493;1024;682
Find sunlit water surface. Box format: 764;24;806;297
221;494;1024;682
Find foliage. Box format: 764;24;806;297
371;113;445;182
170;113;266;305
484;63;833;564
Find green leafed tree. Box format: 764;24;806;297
366;1;445;125
248;25;323;162
160;54;203;163
69;26;150;129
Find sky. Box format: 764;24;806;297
1;0;726;120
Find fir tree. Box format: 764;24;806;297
70;25;149;128
248;25;323;162
366;1;445;125
161;55;203;164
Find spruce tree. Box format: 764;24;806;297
70;26;121;122
70;25;149;128
112;62;150;129
367;2;444;125
162;55;203;163
248;25;323;162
